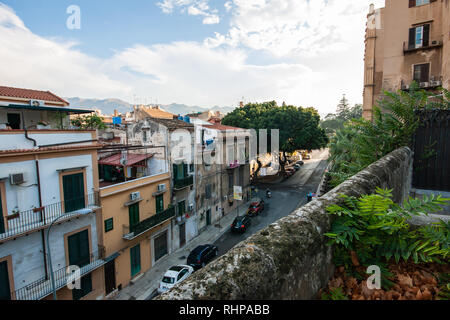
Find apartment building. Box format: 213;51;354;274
363;0;450;120
0;86;105;300
194;119;251;232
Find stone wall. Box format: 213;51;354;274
158;147;414;300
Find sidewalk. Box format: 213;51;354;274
112;202;250;300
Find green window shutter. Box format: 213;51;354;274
178;201;186;215
130;244;141;277
72;274;92;300
104;218;114;233
173;164;178;180
156;195;164;214
129;204;140;232
183;164;188;177
63;173;85;213
0;261;11;300
0;192;4;234
68;230;90;268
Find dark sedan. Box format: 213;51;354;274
231;215;252;233
187;244;219;270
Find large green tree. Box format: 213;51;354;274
320;95;363;136
222;101;328;177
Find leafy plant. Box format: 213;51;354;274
327;84;450;188
325;188;450;267
437;273;450;300
321;287;349;301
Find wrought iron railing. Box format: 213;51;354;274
12;247;105;300
0;192;100;241
173;175;194;190
123;206;176;240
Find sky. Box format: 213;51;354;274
0;0;385;115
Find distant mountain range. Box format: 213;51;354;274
65;97;236;116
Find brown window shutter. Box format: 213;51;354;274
409;27;416;49
420;64;430;83
409;0;416;8
423;24;430;47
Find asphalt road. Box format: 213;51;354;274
214;154;329;257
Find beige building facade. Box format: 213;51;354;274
363;0;450;120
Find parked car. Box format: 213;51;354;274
157;265;194;294
296;160;304;166
247;198;265;216
231;215;252;233
284;167;296;177
294;164;301;171
187;244;219;270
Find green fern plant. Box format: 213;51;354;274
325;188;450;266
321;287;349;301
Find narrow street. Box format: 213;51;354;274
214;150;329;257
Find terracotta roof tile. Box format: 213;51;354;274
0;86;69;105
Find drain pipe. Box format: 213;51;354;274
35;155;49;279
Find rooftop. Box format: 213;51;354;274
0;86;69;105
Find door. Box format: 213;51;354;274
63;173;85;213
104;260;116;295
156;195;164;214
68;229;90;268
154;231;168;262
206;209;211;226
0;192;4;234
128;203;140;233
130;244;141;277
179;223;186;248
72;274;92;300
7;113;21;130
0;261;11;300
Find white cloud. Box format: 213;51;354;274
0;1;388;115
157;0;220;24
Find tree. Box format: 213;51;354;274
71;114;106;130
222;101;328;178
320;96;363;136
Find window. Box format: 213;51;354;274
67;229;90;268
416;0;430;6
189;164;194;173
104;218;114;233
62;172;85;213
72;274;92;300
143;131;147;142
130;244;141;277
205;184;212;200
6;113;21;130
156;194;164;214
409;24;430;49
413;63;430;83
0;260;11;300
129;203;140;231
178;201;186;216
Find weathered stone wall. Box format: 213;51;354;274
158;147;414;300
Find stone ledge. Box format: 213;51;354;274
158;147;413;300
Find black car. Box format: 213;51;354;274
231;215;251;233
187;244;219;270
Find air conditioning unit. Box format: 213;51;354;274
30;100;45;107
130;192;140;201
157;184;166;192
10;173;25;185
420;82;429;88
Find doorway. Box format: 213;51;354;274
179;223;186;248
154;231;168;263
206;209;211;226
7;113;21;130
104;260;116;295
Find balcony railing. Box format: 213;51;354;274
0;192;100;241
401;77;443;91
173;175;194;190
403;39;443;53
123;206;176;240
12;247;106;300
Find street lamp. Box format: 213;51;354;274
46;208;92;300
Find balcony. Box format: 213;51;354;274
12;247;106;300
123;206;175;240
401;77;442;91
0;192;100;242
173;175;194;190
403;39;443;54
